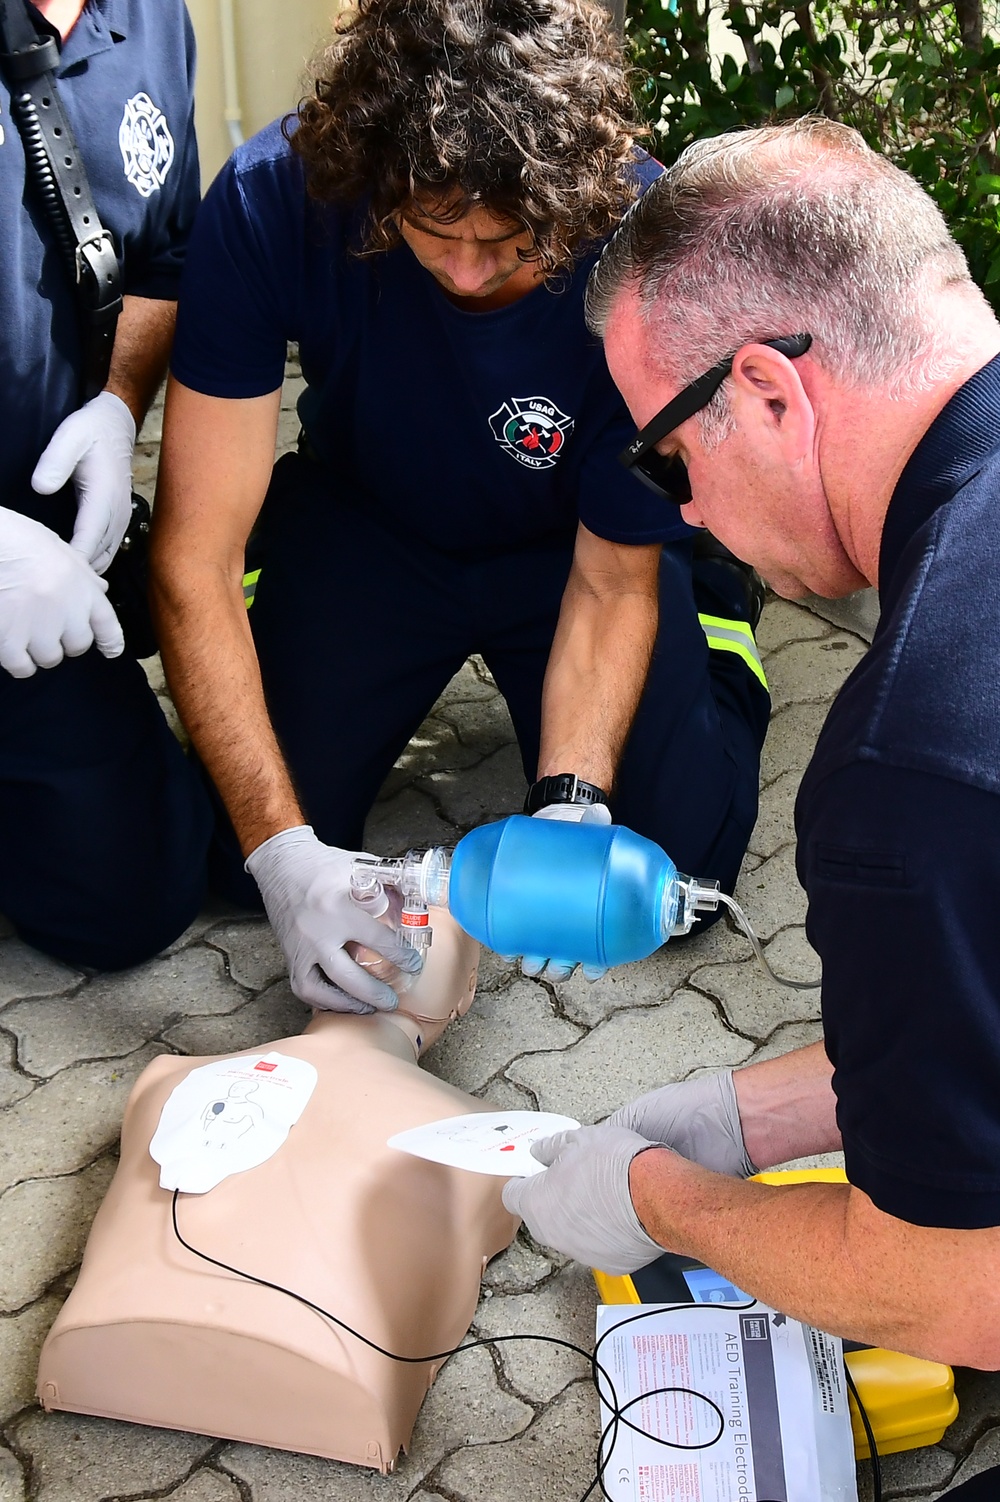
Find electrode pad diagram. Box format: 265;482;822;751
150;1052;318;1192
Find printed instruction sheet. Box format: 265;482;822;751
596;1301;858;1502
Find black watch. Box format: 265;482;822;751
523;773;610;816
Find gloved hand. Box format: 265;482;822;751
608;1070;757;1178
32;391;136;576
520;800;613;983
0;507;125;678
501;1123;663;1275
245;825;424;1013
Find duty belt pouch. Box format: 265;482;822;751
0;0;157;658
105;494;157;659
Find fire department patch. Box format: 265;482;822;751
489;396;575;470
119;93;175;199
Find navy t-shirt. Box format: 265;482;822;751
170;121;691;557
796;353;1000;1229
0;0;200;525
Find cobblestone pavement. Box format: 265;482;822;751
1;378;997;1500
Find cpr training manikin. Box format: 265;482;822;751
36;909;519;1473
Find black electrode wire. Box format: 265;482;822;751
170;1190;879;1502
846;1363;883;1501
171;1187;610;1373
171;1190;725;1496
578;1385;726;1502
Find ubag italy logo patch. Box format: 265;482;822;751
489;396;575;470
119;93;175;198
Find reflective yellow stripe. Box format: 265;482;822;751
242;568;261;609
697;612;768;690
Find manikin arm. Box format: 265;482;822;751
537;523;660;792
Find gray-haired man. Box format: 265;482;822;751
504;119;1000;1435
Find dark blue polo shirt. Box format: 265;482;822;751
0;0;199;528
796;353;1000;1229
170;122;691;557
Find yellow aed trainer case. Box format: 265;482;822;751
593;1166;958;1460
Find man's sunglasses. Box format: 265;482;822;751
618;333;813;505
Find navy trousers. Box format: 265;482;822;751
0;646;212;970
209;453;771;911
938;1469;1000;1498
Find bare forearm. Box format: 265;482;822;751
153;381;301;855
105;295;177;428
628;1150;999;1367
734;1042;841;1169
538;535;659;789
152;564;304;854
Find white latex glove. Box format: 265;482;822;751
32;391;136;576
502;1123;663;1275
609;1070;757;1178
0;507;125;678
245;825;424;1013
520;800;613;982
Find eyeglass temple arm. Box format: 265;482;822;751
623;332;814;462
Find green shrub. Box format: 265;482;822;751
628;0;1000;308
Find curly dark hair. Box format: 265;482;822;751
287;0;645;277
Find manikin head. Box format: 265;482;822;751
286;0;642;303
588;118;1000;597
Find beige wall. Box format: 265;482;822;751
187;0;341;188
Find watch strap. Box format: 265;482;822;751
524;773;610;816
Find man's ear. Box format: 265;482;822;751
729;344;815;462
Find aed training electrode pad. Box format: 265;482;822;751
388;1111;581;1177
149;1052;318;1193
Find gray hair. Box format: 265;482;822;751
587;118;987;442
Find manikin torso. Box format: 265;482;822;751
36;913;519;1471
